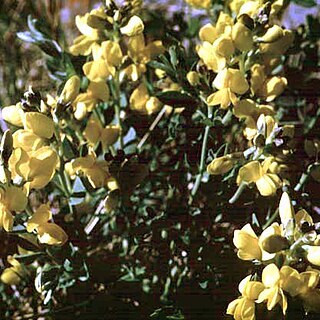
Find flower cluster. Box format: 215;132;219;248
229;192;320;318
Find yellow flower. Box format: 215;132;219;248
207;68;249;109
69;9;103;56
120;15;144;37
257;76;288;102
186;71;200;86
207;153;242;175
259;29;294;56
59;75;81;105
258;223;287;257
73;81;110;120
185;0;211;9
65;148;112;188
23;112;55;139
298;270;320;313
27;204;68;246
129;83;162;115
256;264;288;315
1;256;25;285
12;129;45;152
227;275;264;320
237;157;282;196
9;146;59;191
1;102;25;127
122;34;164;81
0;186;27;231
231;21;253;52
306;246;320;267
83;115;120;149
233;99;274;140
233;224;262;261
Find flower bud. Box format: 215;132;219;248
279;191;294;227
257;25;284;43
186;71;200;86
232;22;253;51
207;154;235;175
59;75;81;105
120;15;144;37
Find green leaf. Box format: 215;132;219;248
155;91;198;109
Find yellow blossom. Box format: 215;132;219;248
227;275;264;320
23;112;55;139
1;256;25;285
65;148;112;188
129;83;162;115
207;68;249;109
237;157;282;196
256;264;288;315
120;15;144;37
0;186;27;231
59;75;81;105
2;102;25;127
83;115;120;148
27;204;68;246
207;154;241;175
232;21;253;52
9;146;59;191
233;224;262;261
73;81;110;120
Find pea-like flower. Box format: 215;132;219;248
237;157;282;196
27;204;68;246
227;275;264;320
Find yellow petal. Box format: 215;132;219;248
229;69;249;95
27;147;59;189
59;75;81;104
88;81;110;102
232;22;253;51
69;35;96;56
23;112;54;139
101;41;123;67
83;60;114;82
2;103;24;127
238;161;262;183
256;174;279;196
27;204;52;233
280;266;303;297
279;192;294;226
37;222;68;246
120;15;144;37
129;83;149;112
5;186;27;212
295;209;313;226
13;130;45;152
83;116;102;146
262;264;280;287
100;125;120;148
306;246;320;267
207;155;235;175
1;267;21;285
199;23;217;43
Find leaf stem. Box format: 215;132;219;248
189;106;213;204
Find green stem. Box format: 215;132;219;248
229;181;247;204
189;106;213;204
262;208;279;229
